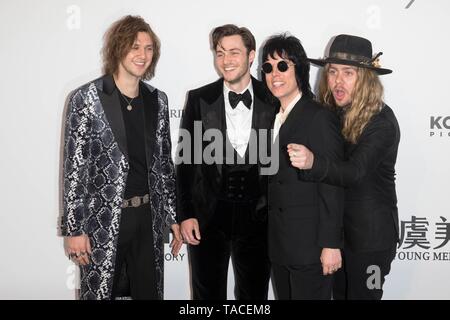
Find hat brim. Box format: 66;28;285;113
308;57;392;75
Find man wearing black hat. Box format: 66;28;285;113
289;34;400;300
176;24;275;300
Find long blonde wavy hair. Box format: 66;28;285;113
318;63;384;144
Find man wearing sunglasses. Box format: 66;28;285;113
176;24;276;299
261;34;344;299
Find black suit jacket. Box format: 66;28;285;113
176;77;277;230
305;105;400;252
268;95;345;266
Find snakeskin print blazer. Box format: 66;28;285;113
61;74;176;299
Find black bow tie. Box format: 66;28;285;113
228;89;252;109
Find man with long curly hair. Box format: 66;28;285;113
290;34;400;299
61;15;182;300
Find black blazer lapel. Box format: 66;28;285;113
250;78;275;193
200;79;225;175
249;93;270;164
141;82;158;169
96;74;129;161
201;79;225;133
201;94;224;133
251;95;263;130
279;95;309;147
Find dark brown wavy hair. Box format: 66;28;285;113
102;15;160;80
211;24;256;54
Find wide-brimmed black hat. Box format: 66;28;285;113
309;34;392;75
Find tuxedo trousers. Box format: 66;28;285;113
189;200;270;300
271;262;332;300
111;203;158;300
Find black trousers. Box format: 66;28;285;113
272;263;332;300
111;203;158;300
332;245;396;300
189;200;270;300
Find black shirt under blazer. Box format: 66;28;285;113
268;95;345;266
306;105;400;252
176;77;277;229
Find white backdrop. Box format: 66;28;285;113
1;0;449;299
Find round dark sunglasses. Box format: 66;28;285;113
261;60;294;74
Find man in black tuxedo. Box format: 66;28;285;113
176;24;275;300
261;34;344;299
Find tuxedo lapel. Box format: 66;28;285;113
200;79;225;176
252;93;274;131
279;96;309;147
96;74;129;161
201;94;225;133
141;82;158;168
251;77;277;131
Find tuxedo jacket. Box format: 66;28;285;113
305;104;400;252
176;77;277;229
268;95;345;266
61;74;176;299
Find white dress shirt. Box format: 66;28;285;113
273;93;302;143
223;81;254;158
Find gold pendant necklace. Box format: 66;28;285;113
120;92;136;111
